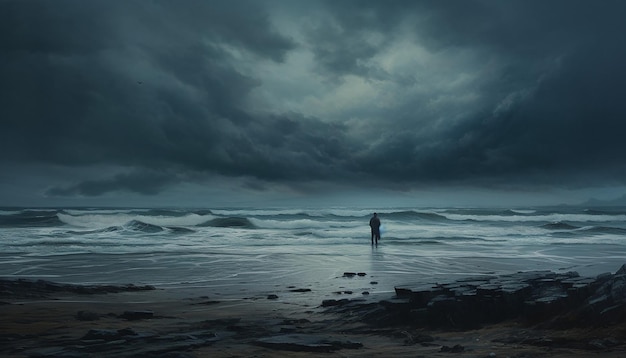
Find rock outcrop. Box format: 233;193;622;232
324;265;626;331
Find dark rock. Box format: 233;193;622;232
321;299;350;307
343;272;356;278
394;283;439;307
399;331;435;345
22;348;88;357
282;318;310;325
326;266;626;330
440;344;464;352
120;310;154;320
330;340;363;349
254;334;362;352
267;294;279;299
82;328;138;341
152;353;196;358
0;278;155;299
280;326;297;333
414;333;435;343
198;318;241;328
75;310;99;321
289;288;311;293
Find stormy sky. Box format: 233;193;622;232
2;0;626;207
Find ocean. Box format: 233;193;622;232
2;206;626;303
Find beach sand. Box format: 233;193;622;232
2;278;626;357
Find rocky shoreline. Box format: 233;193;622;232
325;264;626;330
2;265;626;357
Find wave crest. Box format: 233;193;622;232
542;222;579;230
125;220;163;233
0;210;63;228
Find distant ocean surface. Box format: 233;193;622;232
2;207;626;302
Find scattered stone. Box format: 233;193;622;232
342;272;367;278
362;291;370;295
267;294;279;299
370;281;378;285
289;288;311;293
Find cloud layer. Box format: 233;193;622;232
2;0;626;203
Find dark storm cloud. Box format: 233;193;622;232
2;0;626;199
0;0;301;194
313;0;626;186
45;169;179;196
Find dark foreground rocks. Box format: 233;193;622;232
324;265;626;332
0;278;155;299
3;265;626;356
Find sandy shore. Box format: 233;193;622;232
2;278;626;357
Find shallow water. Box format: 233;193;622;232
1;206;625;303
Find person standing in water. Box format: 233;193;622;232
369;212;381;245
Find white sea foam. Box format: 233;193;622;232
442;212;626;222
249;217;362;230
64;208;150;215
510;209;537;214
57;213;214;228
211;208;310;216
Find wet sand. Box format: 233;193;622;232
2;277;626;357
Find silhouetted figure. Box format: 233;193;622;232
369;213;381;245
